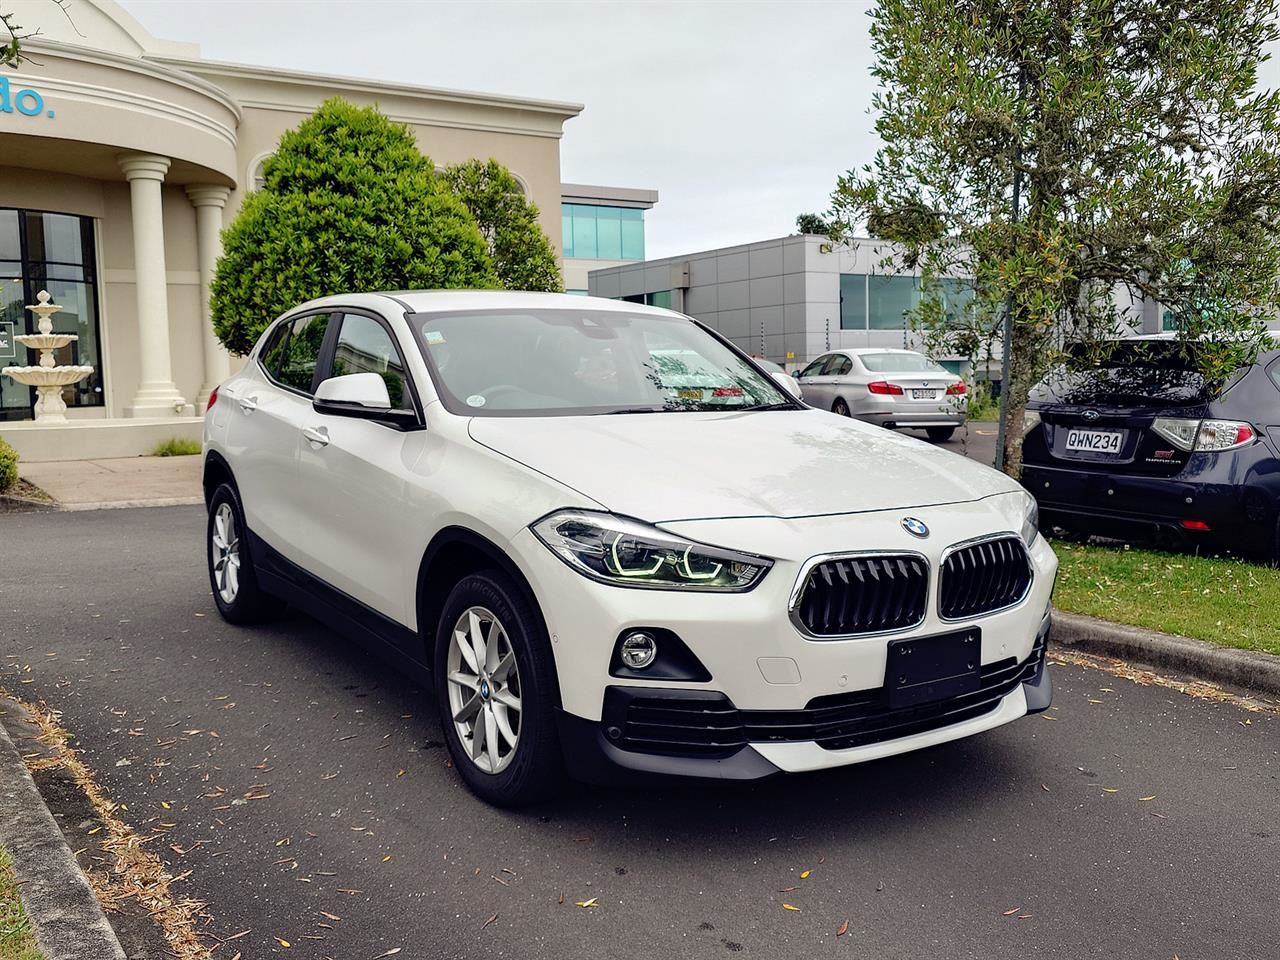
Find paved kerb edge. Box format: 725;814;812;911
1052;609;1280;698
0;703;128;960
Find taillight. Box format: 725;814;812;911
207;384;219;409
946;381;967;395
1152;417;1255;452
867;381;904;396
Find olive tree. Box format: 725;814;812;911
829;0;1280;476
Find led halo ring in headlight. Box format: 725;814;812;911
531;510;773;592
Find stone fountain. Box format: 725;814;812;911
1;290;95;423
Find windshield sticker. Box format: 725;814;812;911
466;394;487;408
424;330;447;345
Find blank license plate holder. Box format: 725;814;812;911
886;628;982;709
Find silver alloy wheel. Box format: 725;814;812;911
447;605;522;774
211;502;241;605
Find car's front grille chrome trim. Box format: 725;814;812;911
788;551;930;638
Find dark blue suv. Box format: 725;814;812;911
1021;335;1280;561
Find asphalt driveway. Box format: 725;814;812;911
1;506;1276;959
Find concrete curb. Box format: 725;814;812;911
58;496;204;512
1053;609;1280;698
0;703;127;960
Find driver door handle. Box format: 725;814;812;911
238;395;258;414
302;425;330;447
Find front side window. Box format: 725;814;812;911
798;355;830;378
261;312;334;394
331;313;412;411
412;308;791;416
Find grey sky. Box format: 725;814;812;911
117;0;878;259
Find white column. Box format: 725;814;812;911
118;153;189;417
186;185;232;413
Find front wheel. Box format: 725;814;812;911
832;398;851;417
435;571;564;807
206;483;276;624
926;426;956;443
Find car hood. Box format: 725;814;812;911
468;409;1020;522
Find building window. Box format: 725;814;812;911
0;208;103;420
566;289;589;296
868;274;920;330
839;273;867;329
561;204;645;260
646;290;672;309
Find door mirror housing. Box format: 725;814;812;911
313;373;418;428
771;370;803;400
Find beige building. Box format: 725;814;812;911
0;0;651;460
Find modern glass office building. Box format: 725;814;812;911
560;184;658;296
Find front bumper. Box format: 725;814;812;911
557;612;1052;783
512;496;1057;781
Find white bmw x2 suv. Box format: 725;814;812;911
204;291;1057;806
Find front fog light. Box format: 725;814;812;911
619;631;658;669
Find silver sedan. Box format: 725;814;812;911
796;348;967;442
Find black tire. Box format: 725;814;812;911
926;426;956;443
832;398;851;417
434;571;565;807
206;483;275;625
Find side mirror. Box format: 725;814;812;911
771;370;803;400
313;373;418;428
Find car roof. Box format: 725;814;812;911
837;347;926;356
284;290;685;318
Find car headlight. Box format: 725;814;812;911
1019;492;1041;547
532;510;772;592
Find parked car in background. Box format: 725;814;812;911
204;292;1054;807
797;348;968;441
1022;334;1280;560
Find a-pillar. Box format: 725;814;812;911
118;153;189;417
186;184;232;413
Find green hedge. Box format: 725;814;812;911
0;437;18;493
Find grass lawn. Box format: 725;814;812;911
1051;539;1280;657
0;848;43;960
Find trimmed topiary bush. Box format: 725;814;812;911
0;436;18;493
211;98;499;355
443;158;563;293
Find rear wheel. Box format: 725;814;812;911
434;571;564;807
832;398;851;417
206;483;275;624
926;426;956;443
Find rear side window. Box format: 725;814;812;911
828;355;853;375
1269;359;1280;393
331;313;413;412
261;313;335;395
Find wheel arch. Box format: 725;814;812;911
202;451;237;506
415;527;558;701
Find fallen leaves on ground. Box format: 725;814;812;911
836;919;849;936
782;904;801;912
574;897;598;908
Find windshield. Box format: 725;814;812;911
859;352;948;373
411;308;793;416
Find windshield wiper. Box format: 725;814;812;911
600;406;669;415
739;402;799;411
